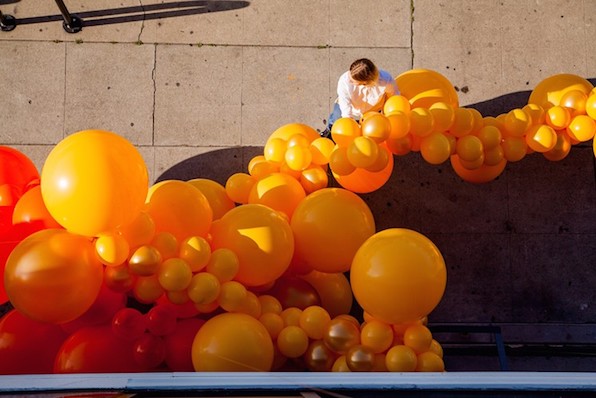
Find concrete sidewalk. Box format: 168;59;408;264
1;0;596;371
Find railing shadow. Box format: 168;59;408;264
7;0;250;27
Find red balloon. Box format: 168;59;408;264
164;317;205;371
54;325;143;373
0;146;39;191
0;310;69;374
61;283;127;334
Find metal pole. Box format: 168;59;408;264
53;0;83;33
0;10;17;32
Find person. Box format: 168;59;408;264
321;58;399;138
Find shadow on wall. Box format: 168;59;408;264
4;0;250;27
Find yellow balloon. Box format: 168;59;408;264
456;135;484;162
545;105;571;130
522;103;546;125
560;89;587;117
360;320;394;354
420;132;451;165
116;211;155;250
248;155;280;179
225;173;257;204
386;111;411;139
361;113;391;143
501;136;527;162
128;245;162;276
247;172;306;219
329;146;356;176
396;69;459;109
567;115;596;142
416;351;445;372
385;345;417;372
263;138;287;164
504;108;531;137
41;130;148;237
299;305;332;340
299;166;329;194
476;125;502;150
450;155;507;184
95;233;130;266
483;146;505;166
543;132;572;162
409;108;435;138
383;94;411;115
187;179;235;221
187;272;220;305
351;228;446;324
211;204;294;287
284;145;313;171
145;180;213;243
429;101;455;132
192;313;274;371
277;325;309;358
291;188;375;274
525;124;557;152
529;73;593;109
448;107;475;138
331;118;362;147
267;123;319;144
206;248;240;282
586;93;596;119
157;257;193;292
309;137;335;165
347;136;380;169
179;235;211;272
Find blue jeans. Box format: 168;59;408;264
327;102;343;131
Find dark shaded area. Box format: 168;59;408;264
8;1;249;27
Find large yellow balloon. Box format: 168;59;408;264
396;69;459;109
192;313;273;371
291;188;375;273
145;180;213;242
41;130;148;237
351;228;446;324
5;229;104;323
528;73;593;109
211;204;294;286
266;123;319;145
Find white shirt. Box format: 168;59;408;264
337;69;399;119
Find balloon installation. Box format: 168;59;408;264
1;71;594;375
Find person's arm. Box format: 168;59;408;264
337;74;355;119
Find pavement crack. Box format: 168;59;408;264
138;0;146;43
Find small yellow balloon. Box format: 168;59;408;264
504;108;531;137
545;105;571;130
456;135;484;162
206;248;240;283
385;345;417;372
299;166;329;194
157;258;193;292
277;325;309;358
386;111;411;139
310;137;335;165
347;136;380;169
264;138;288;163
522;103;546;125
383;94;411;115
95;233;130;266
501;136;527;162
225;173;257;204
128;245;162;276
329;146;357;176
567;115;596;142
179;236;211;272
429;101;455;132
331;118;361;147
448;107;475;138
409;108;435;138
420;132;451;165
416;351;445;372
284;145;313;171
525;124;557;152
187;272;220;305
299;305;331;340
361;113;391;143
476;125;502;150
543;132;572;162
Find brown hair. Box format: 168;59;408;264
349;58;379;84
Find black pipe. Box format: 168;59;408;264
54;0;83;33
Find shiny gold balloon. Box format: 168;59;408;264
345;345;375;372
323;318;361;354
304;340;336;371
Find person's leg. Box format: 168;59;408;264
321;103;342;138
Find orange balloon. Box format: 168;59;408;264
329;146;356;176
525;124;557;152
361;113;391;142
504;108;531;137
192;313;274;371
420;132;451;165
291;188;375;273
386;111;411;139
347;136;380;169
409;108;435;138
12;185;61;228
300;270;353;318
331;118;362;147
41;130;148;237
248;155;280;179
448;107;475;138
225;173;257;204
396;69;459;109
501;136;527;162
450;155;507;183
145;180;213;243
383;94;411;115
310;137;335;165
385;345;417;372
333;145;394;193
456;135;484;162
5;229;104;323
429;102;455;132
299;305;331;340
267;123;319;145
248;172;306;219
299;166;329;194
264;138;288;164
351;228;446;324
522;103;546;125
545;105;571;130
567;115;596;142
211;204;294;286
187;178;236;220
543;132;572;162
529;73;593;109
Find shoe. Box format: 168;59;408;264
319;129;331;138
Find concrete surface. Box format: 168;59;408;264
1;0;595;371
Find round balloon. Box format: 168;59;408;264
450;155;507;184
396;69;459;109
529;73;593;109
5;229;104;323
333;144;394;193
351;228;447;324
291;188;375;273
40;130;148;236
192;312;274;371
248;172;306;219
145;180;213;242
187;178;235;220
211;204;294;286
0;146;39;191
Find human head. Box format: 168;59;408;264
349;58;379;85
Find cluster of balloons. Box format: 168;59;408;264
0;128;446;374
1;69;593;375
